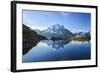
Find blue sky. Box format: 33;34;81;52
23;10;91;33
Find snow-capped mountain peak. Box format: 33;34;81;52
35;24;73;39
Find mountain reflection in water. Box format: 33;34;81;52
22;40;90;63
23;40;70;55
41;40;70;49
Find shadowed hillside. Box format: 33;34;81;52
23;24;47;55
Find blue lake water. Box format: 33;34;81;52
22;40;91;63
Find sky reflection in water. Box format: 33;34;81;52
22;40;91;63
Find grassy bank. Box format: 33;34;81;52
72;35;90;41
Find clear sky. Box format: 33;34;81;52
23;10;91;33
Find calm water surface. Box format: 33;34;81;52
22;40;91;63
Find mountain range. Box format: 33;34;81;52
35;24;74;40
